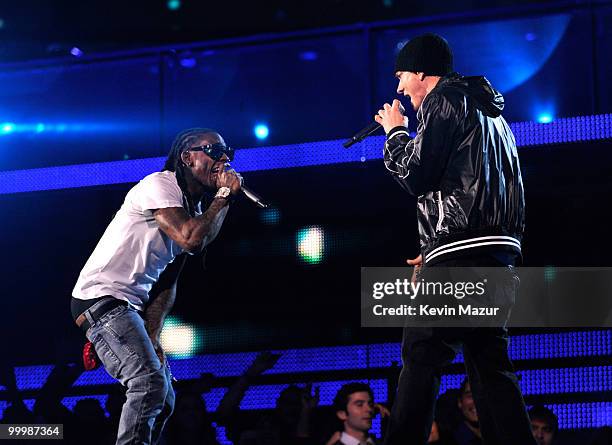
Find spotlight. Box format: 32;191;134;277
296;226;325;264
1;123;15;134
159;316;200;358
70;47;84;57
254;124;269;140
537;113;553;124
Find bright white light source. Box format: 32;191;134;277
296;226;325;264
160;316;199;358
537;113;553;124
254;124;269;140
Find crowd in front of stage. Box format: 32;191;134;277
1;353;609;445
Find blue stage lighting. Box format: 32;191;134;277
299;51;318;61
1;122;15;134
70;47;84;58
537;113;554;123
179;57;197;68
254;124;269;140
0;113;611;194
260;207;281;225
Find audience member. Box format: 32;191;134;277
529;405;558;445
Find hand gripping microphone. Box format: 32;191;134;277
225;164;269;208
343;101;406;148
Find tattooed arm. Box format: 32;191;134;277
144;254;187;363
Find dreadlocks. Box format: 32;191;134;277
163;127;217;216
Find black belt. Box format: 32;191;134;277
75;298;128;333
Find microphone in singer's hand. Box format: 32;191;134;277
343;122;381;148
344;101;406;148
224;163;269;208
241;186;268;208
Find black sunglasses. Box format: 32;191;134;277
188;143;235;161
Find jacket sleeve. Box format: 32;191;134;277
383;93;457;196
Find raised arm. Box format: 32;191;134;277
379;95;456;196
153;198;229;253
152;167;238;253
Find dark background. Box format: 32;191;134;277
0;0;610;366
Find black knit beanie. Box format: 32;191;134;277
395;33;453;76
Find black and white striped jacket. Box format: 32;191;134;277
384;73;525;266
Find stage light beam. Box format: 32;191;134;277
254;124;269;140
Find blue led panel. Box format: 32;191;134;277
439;367;612;396
73;367;117;387
15;331;611;391
518;367;612;395
212;424;232;445
62;395;109;415
22;399;35;411
543;403;612;429
511;114;612;146
0;158;165;194
202;387;229;412
236;379;387;411
367;330;612;368
0;400;9;420
165;345;369;382
1;114;610;195
13;365;55;390
440;374;467;394
163;352;260;380
508;330;612;361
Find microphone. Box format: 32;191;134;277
343;122;381;148
223;163;270;208
344;102;406;148
241;186;269;208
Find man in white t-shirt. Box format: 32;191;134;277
71;128;241;445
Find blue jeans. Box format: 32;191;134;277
85;304;175;445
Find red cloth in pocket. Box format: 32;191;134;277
83;341;100;371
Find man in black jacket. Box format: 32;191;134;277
375;33;535;445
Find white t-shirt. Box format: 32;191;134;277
339;432;375;445
72;171;200;311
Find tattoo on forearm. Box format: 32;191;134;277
145;287;176;341
205;206;228;246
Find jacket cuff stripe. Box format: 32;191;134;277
386;128;409;141
425;236;521;263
